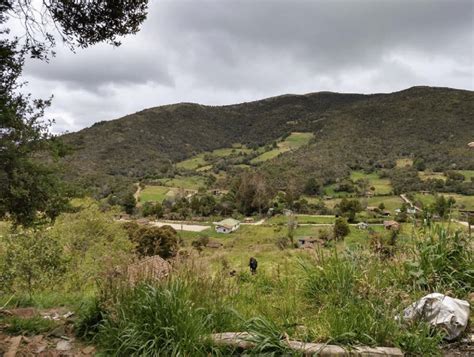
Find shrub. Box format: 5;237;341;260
404;225;473;296
333;217;350;240
0;230;66;295
126;224;178;259
46;203;134;290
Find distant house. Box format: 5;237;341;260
468;142;474;149
215;218;241;234
244;217;254;223
366;206;378;212
407;207;417;214
384;220;400;231
357;222;369;230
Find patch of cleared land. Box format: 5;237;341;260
157;175;208;190
418;170;474;182
414;193;474;210
139;186;170;203
349;171;393;195
151;221;210;232
251;132;314;164
396;158;413;168
267;215;335;225
176;145;254;170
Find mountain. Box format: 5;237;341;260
60;86;474;189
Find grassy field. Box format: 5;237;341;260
156;175;208;190
419;170;474;182
267;214;335;225
140;186;171;203
414;193;474;210
365;195;404;212
176;145;254;170
251;132;313;164
349;171;393;195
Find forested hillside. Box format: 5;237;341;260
60;86;473;188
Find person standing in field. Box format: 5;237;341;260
249;257;258;275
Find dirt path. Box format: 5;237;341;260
150;221;211;232
400;194;422;211
134;182;141;204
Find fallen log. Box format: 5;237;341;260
211;332;404;356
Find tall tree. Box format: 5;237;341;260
0;1;149;226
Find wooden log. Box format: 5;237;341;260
211;332;404;356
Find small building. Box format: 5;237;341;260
407;207;417;214
244;217;254;223
468;142;474;149
366;206;378;212
357;222;369;230
382;210;391;217
384;220;400;231
215;218;241;234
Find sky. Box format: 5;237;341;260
14;0;474;133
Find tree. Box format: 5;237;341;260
333;217;350;240
125;223;178;259
122;191;136;215
1;1;149;226
304;177;320;196
336;198;362;223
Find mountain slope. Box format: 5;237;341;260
61;86;474;186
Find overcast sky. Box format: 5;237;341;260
16;0;474;133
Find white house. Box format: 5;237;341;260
215;218;240;234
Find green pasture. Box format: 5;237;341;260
157;175;208;190
251;132;313;164
140;186;170;203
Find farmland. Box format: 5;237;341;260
250;132;314;164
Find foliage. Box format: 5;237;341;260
3;316;58;335
404;225;473;296
335;198;362;223
0;229;66;295
333;217;350;240
141;201;163;218
94;281;226;356
46;202;134;290
58;87;474;193
124;222;178;259
0;6;69;227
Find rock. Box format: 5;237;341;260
56;340;72;351
400;293;470;340
82;346;96;354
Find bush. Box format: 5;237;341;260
125;223;178;259
333;217;350;240
46;203;134;290
0;230;66;295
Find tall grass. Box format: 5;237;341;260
95;280;229;356
405;225;473;296
300;247;443;354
